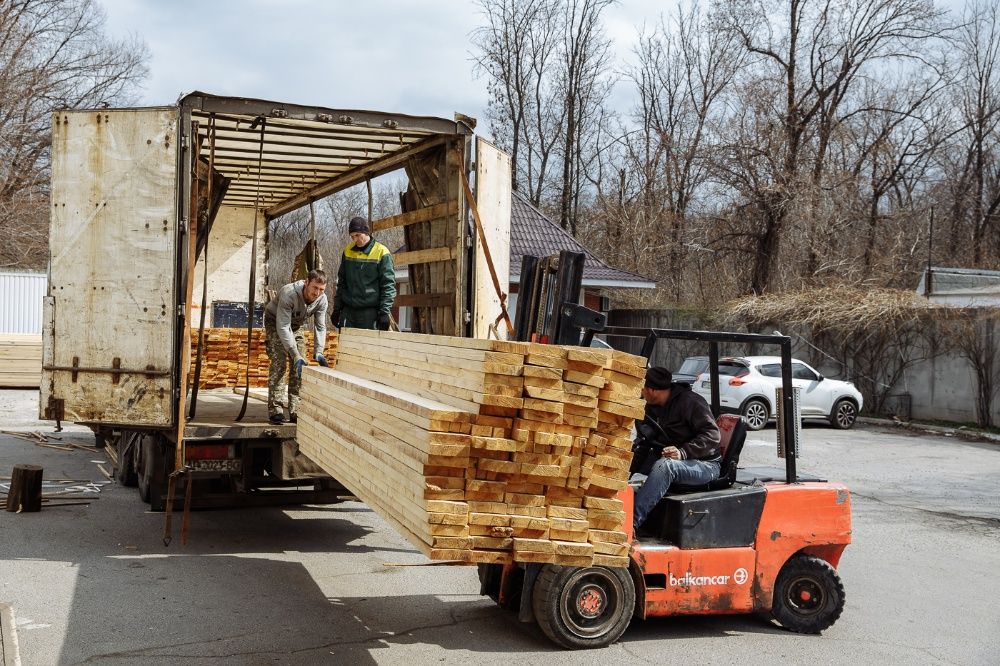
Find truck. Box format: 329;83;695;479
40;92;512;510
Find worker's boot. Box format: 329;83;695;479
269;413;286;424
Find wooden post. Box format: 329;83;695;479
6;464;43;513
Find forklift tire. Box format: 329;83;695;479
532;565;634;649
771;555;845;634
115;432;139;487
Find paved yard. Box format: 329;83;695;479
0;389;997;665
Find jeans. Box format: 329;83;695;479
633;458;720;530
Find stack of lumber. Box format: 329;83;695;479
298;329;647;568
0;334;43;388
189;328;338;389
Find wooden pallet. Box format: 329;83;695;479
297;329;646;568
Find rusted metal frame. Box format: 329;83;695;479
193;110;436;143
189;114;216;420
42;363;169;378
194;141;396;162
195;129;415;157
225;183;304;194
186;93;468;136
165;115;202;546
266;134;453;218
225;173;326;186
210;159;345;174
367;176;373;222
236;116;268;422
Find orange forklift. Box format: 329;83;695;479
478;311;852;649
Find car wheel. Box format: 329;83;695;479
771;555;845;633
829;399;858;430
741;398;769;431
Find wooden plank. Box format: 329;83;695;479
371;201;460;233
395;293;454;308
393;246;455;267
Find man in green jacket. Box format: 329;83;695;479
331;217;396;330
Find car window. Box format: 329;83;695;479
757;363;781;378
678;358;708;374
718;362;749;377
792;362;819;381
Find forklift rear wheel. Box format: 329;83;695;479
771;555;845;633
741;399;770;431
532;565;634;649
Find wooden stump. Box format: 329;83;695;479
5;464;43;513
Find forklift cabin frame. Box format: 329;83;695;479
600;326;800;484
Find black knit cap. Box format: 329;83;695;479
348;216;370;234
644;367;672;390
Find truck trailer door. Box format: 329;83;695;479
41;108;179;426
472;137;512;339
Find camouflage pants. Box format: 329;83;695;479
265;323;305;417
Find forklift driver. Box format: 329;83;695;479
632;367;721;530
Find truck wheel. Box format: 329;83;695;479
741;398;770;431
115;432;138;487
829;399;858;430
137;435;166;510
771;555;845;633
531;565;634;649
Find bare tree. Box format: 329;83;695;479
714;0;949;294
473;0;615;231
556;0;615;234
473;0;564;205
0;0;148;269
941;0;1000;267
590;2;742;300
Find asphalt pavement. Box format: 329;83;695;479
0;389;998;665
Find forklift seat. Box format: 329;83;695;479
671;414;748;492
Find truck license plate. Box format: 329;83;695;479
189;459;242;472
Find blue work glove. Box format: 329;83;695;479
315;353;329;367
377;311;390;331
294;358;307;377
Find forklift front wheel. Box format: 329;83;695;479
532;565;634;650
771;555;845;634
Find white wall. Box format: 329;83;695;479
191;206;267;324
0;271;46;334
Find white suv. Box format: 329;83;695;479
692;356;864;431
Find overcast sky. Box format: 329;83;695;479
100;0;664;136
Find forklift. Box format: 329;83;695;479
478;252;851;649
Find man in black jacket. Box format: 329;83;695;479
632;367;721;530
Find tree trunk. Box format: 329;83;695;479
6;464;43;513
